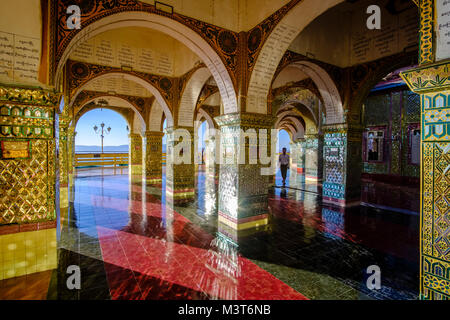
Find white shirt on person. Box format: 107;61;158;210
279;153;290;166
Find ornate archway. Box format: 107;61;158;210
55;10;238;114
246;0;344;114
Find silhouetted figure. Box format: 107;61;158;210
278;147;290;187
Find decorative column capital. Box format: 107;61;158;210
294;137;305;144
322;123;348;133
164;126;194;135
0;86;61;107
214;112;275;129
128;133;142;139
144;130;165;138
400;61;450;94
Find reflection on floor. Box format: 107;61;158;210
361;174;420;214
0;167;420;300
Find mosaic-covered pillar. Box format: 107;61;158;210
0;87;58;280
165;126;195;204
144;131;164;185
205;135;219;179
295;138;306;174
59;117;70;211
322;124;362;207
215;113;274;240
288;138;305;189
304;134;323;183
398;0;450;299
67;127;75;189
129;133;143;180
289;141;296;170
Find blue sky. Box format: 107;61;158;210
277;129;290;151
76;109;292;151
75;109;129;146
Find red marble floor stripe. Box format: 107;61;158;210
89;181;307;299
97;227;307;300
91;194;214;249
104;262;213;300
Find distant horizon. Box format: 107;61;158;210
75;144;129;147
75;144;167;153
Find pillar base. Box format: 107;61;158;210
145;177;162;185
322;196;360;208
305;175;320;182
166;187;195;205
218;220;270;242
218;212;269;231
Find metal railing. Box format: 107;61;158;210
75;152;168;167
75;153;128;168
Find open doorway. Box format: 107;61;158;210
74;108;129;177
275;129;292;187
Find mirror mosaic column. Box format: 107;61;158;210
400;0;450;299
165;126;196;205
144;131;164;185
214;113;274;241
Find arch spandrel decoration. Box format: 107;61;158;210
52;2;239;114
246;0;305;72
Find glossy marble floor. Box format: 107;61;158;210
1;166;419;300
0;271;53;300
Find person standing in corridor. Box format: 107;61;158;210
279;147;290;187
